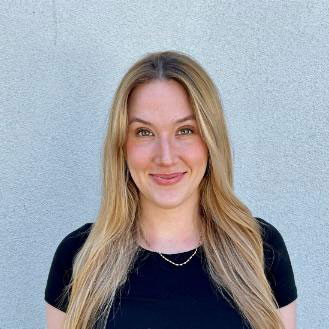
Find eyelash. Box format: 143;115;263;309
135;127;194;137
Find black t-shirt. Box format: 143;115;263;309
44;217;297;329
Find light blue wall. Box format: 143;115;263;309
0;1;328;328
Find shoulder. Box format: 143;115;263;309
254;216;287;257
61;222;93;244
254;217;287;267
254;216;281;240
55;222;93;261
49;222;94;274
253;216;288;270
45;222;94;311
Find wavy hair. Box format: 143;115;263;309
61;50;285;329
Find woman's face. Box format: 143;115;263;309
124;79;208;209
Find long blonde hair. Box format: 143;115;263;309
61;50;285;329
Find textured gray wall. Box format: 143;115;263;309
0;1;328;328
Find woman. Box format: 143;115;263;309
45;50;297;329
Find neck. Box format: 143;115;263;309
137;196;203;254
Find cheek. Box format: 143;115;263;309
125;142;152;170
191;150;208;167
184;140;208;164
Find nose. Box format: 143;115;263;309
154;136;178;166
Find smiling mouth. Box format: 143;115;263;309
149;172;186;185
150;172;187;179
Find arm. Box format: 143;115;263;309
46;302;66;329
278;299;297;329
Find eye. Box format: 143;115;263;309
135;127;194;137
178;127;194;135
136;128;154;137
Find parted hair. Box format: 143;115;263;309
60;50;285;329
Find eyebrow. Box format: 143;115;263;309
128;114;195;125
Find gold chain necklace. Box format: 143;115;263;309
140;233;202;267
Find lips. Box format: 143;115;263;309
150;172;186;185
150;172;186;179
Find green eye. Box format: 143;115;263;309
178;128;194;135
136;128;153;137
136;127;194;137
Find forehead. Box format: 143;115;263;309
127;79;194;123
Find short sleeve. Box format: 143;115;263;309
256;217;298;308
44;223;93;312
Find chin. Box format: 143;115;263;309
149;193;189;208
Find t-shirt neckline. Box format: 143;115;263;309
138;244;203;256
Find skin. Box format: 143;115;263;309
125;79;209;254
278;300;297;329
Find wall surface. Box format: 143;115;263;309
0;1;328;328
